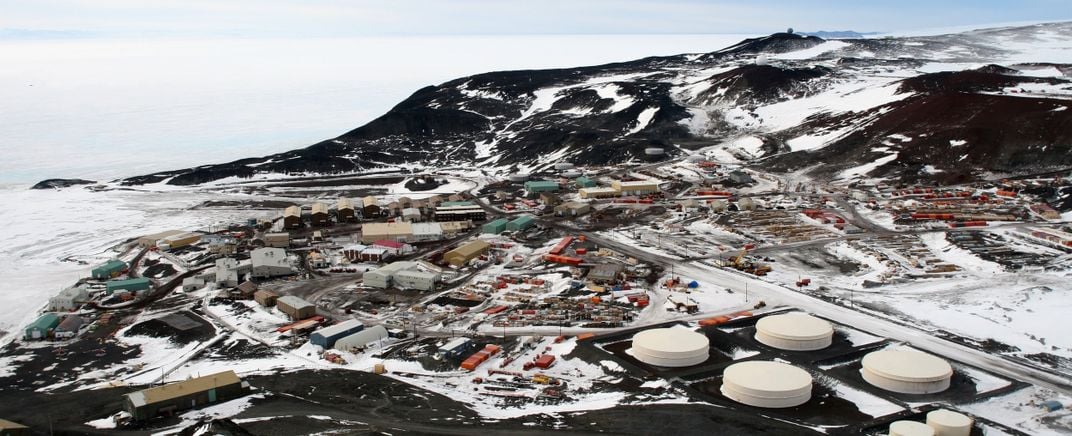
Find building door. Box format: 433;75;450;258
208;388;217;403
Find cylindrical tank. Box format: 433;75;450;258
926;409;973;436
553;162;575;170
710;199;728;213
644;147;665;156
509;173;530;182
721;361;812;408
686;154;705;163
888;420;935;436
631;328;709;367
561;169;582;178
754;313;833;351
756;54;770;66
738;197;755;211
861;349;953;394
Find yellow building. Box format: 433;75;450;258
444;240;491;267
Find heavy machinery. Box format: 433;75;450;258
729;246;771;276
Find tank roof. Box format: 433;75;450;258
723;361;812;393
862;349;952;382
755;313;833;341
632;328;708;354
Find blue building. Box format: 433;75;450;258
310;319;365;348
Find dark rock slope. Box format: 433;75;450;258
116;23;1072;186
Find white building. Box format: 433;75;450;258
364;261;419;288
251;247;293;278
410;222;444;242
401;207;422;222
393;269;438;291
335;325;390;352
215;258;243;287
181;277;206;292
49;285;88;311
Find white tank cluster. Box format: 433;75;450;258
888;420;935;436
644;147;665;156
926;409;974;436
754;313;833;351
861;349;953;394
553;162;575;170
630;328;709;367
721;361;813;408
886;410;974;436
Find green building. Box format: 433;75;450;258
482;218;510;234
575;176;597;188
107;277;152;294
92;259;129;280
524;180;559;193
24;313;61;340
441;201;475;207
506;215;536;231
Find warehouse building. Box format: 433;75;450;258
362;196;381;217
539;192;561;206
53;315;85;339
631;328;709;367
575;176;597;188
373;240;414;256
250;248;292;278
721;361;813;408
410;223;444;242
754;313;833;351
283;205;302;229
137;230;186;248
181;277;205;292
277;295;316;320
49;285;88;311
439;221;473;235
364;261;419;288
401;207;422;222
106;277;151;295
439;337;475;359
24;313;60;340
0;419;29;435
588;264;622;283
157;232;201;250
861;349;952;394
444;240;491;267
506;215;536;232
394;269;438;291
555;201;591;217
335;324;389;352
524;180;559;193
482;218;509;234
310;203;331;226
263;232;290;248
434;205;486;222
612;180;660;196
254;290;278;307
92;259;129;280
338;197;356;222
579;187;619;199
215;258;248;287
310;319;365;348
360;222;412;243
124;370;250;421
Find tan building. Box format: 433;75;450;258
283;205;302;229
612;180;660;196
311;203;331;227
0;419;29;436
338;197;355;222
579;187;619;199
439;220;473;235
362;196;381;217
360;222;413;243
157;232;201;250
555;201;591;216
137;230;186;248
444;240;491;267
263;232;290;248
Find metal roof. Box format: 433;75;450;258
277;295;313;310
312;319;364;338
311;203;329;215
284;205;301;217
126;370;242;408
446;240;491;258
338;197;354;210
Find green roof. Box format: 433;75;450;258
575;176;597;187
482;218;510;234
92;259;128;277
524;180;559;192
106;277;151;292
506;215;536;231
26;313;61;332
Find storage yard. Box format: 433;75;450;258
1;159;1071;435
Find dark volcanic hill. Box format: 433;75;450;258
119;23;1072;186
